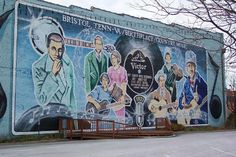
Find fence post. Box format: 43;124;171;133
112;121;115;139
58;118;62;134
165;118;171;130
81;120;84;140
69;118;73;140
96;119;99;134
60;118;67;139
155;118;158;130
138;126;140;135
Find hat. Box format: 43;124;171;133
164;47;172;58
155;70;166;82
185;50;196;65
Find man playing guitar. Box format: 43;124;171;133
86;73;124;115
147;70;177;118
178;50;208;125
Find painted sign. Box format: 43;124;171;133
13;2;208;134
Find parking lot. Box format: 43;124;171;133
0;131;236;157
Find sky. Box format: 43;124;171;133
43;0;162;22
43;0;195;26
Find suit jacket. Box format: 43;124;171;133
32;53;76;111
162;64;183;102
84;50;108;93
178;72;207;112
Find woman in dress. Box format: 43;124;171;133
108;50;128;123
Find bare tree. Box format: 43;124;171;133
227;72;236;90
131;0;236;65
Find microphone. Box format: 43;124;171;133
134;95;145;127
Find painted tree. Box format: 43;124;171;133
131;0;236;65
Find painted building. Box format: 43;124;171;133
0;0;226;139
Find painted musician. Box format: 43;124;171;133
147;70;172;118
108;50;128;102
178;50;207;125
87;73;113;111
84;35;108;93
108;50;128;122
161;47;183;102
32;33;77;112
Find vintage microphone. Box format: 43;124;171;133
134;95;145;127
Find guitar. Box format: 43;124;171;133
148;99;177;118
86;100;126;115
177;96;208;125
110;83;132;106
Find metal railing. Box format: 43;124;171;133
59;117;172;139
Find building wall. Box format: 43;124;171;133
0;0;225;139
0;0;15;139
67;4;225;127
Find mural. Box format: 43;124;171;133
13;2;208;134
0;82;7;118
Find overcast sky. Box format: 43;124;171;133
43;0;157;20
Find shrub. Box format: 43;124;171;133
225;113;236;129
171;123;185;131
